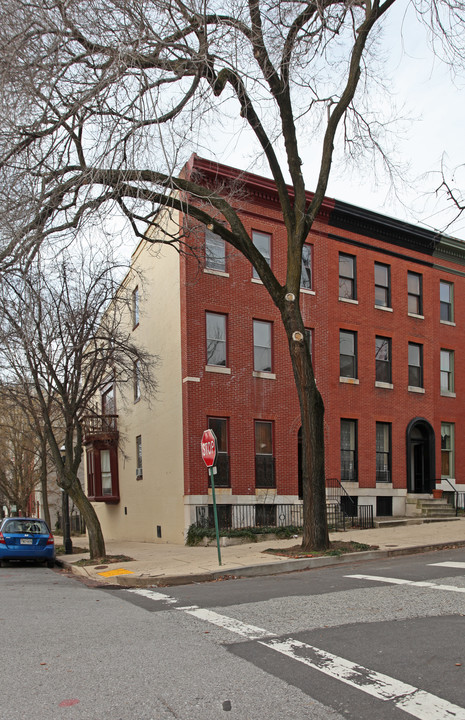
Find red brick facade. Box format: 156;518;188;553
179;157;465;517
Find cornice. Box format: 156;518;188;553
329;200;441;256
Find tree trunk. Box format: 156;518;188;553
66;476;106;559
40;439;51;528
281;302;329;551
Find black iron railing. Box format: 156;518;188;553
441;479;465;515
194;501;373;531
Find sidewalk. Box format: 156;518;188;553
55;517;465;588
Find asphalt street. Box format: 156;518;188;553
1;546;464;719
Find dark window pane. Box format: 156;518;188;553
208;418;228;452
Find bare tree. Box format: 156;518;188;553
0;0;463;549
0;244;157;559
0;388;44;516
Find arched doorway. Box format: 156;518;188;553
406;418;435;494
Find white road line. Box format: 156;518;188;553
123;589;465;718
178;606;274;640
126;588;178;603
429;562;465;569
346;574;465;594
262;638;465;720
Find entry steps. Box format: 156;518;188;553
375;497;459;528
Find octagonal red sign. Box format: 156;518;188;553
201;428;217;468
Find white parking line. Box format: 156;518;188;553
346;574;465;594
429;562;465;569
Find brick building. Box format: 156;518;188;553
84;156;465;543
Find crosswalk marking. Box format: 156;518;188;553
126;588;178;603
178;606;274;640
346;574;465;594
429;562;465;569
263;638;465;720
122;588;465;720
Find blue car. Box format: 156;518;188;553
0;517;55;568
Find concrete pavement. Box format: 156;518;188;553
54;517;465;587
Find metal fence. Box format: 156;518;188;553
194;502;374;531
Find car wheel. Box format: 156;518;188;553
0;559;9;568
46;559;55;569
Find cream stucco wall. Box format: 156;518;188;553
92;210;185;544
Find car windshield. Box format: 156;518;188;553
2;519;49;535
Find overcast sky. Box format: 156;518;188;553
200;0;465;241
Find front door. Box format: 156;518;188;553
412;441;425;493
407;419;435;494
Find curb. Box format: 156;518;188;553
56;538;465;588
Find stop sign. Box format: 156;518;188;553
201;428;217;468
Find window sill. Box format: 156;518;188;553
205;365;231;375
374;305;393;312
183;376;200;383
441;390;456;398
300;288;315;296
251;277;263;284
204;268;229;278
408;313;424;320
375;381;393;389
339;297;358;304
440;320;455;326
376;482;393;488
88;495;120;504
408;386;425;394
339;376;359;385
253;371;276;380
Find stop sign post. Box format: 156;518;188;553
201;429;221;566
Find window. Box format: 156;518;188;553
208;417;230;487
441;423;455;478
253;320;272;372
300;244;312;290
305;328;313;359
376;422;391;483
408;342;423;388
136;435;143;478
408;272;422;315
132;286;139;329
255;505;276;527
101;382;116;416
206;312;227;366
340;330;357;379
86;445;119;502
205;229;225;272
440;349;454;394
255;421;275;488
133;360;140;402
339;254;356;300
101;449;112;495
340;419;357;482
440;281;454;322
252;231;271;279
375;336;392;384
374;263;391;308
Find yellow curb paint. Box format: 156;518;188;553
97;568;134;577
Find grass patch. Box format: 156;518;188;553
72;554;134;567
186;524;302;546
263;540;377;558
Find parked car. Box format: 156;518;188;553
0;517;55;568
